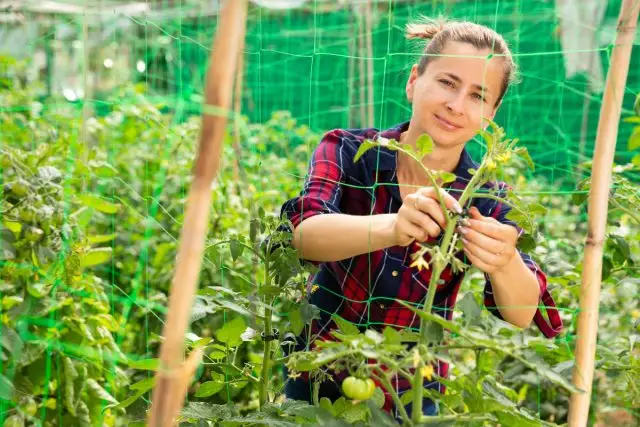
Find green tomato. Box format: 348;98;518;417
10;179;29;197
19;207;36;223
341;376;375;401
23;398;37;417
3;415;24;427
24;227;44;243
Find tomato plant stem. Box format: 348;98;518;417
411;164;483;423
259;259;272;410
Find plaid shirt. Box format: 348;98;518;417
280;120;563;409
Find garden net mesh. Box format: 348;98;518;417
1;0;639;425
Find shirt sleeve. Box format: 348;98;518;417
481;182;563;339
279;128;354;231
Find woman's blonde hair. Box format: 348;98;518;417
406;17;518;106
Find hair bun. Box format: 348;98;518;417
405;21;446;40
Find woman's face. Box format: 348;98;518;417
406;40;506;148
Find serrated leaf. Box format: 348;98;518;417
179;402;236;420
215;316;246;347
416;134;434;157
78;194;120;214
331;314;359;336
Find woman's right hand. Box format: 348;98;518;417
392;187;463;247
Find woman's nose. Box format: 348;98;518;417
446;94;465;115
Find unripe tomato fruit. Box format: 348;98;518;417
341;376;375;401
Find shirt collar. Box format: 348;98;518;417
372;120;478;182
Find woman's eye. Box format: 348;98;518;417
472;93;485;102
439;79;454;88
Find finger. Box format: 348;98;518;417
414;196;446;229
469;206;498;223
461;236;500;266
464;217;507;240
458;223;503;252
418;187;463;214
405;207;441;238
463;247;493;272
404;221;430;242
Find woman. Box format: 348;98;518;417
278;18;563;419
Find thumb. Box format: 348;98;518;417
469;206;495;222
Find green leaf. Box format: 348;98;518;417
382;326;402;345
81;247;113;267
63;359;77;416
229;238;243;262
289;308;303;336
87;234;116;244
195;380;225;397
628;127;640;151
514;147;535;171
86;379;118;405
26;282;53;298
423;320;443;343
179;402;236;421
622;116;640;124
131;377;156;392
78;194;120;214
468;168;477;176
415;134;434;157
397;301;462;335
439;171;456;184
215;316;246;347
371;386;385;409
0;374;15;400
353;140;376;163
3;221;21;234
458;293;482;325
331;314;359;336
127;358;159;371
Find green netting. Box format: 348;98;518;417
1;0;639;426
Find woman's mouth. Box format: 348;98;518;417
434;114;462;131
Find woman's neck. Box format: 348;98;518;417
398;128;464;181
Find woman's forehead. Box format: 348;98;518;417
427;41;504;91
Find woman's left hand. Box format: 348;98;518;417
457;206;519;274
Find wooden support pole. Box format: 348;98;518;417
147;1;248;426
568;1;639;425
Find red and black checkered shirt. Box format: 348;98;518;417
279;120;563;407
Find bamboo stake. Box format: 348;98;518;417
147;1;248;426
232;37;247;185
568;2;639;425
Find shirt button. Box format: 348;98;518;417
392;270;399;277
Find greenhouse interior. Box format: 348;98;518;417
0;0;639;426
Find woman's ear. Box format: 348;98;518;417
406;64;419;102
